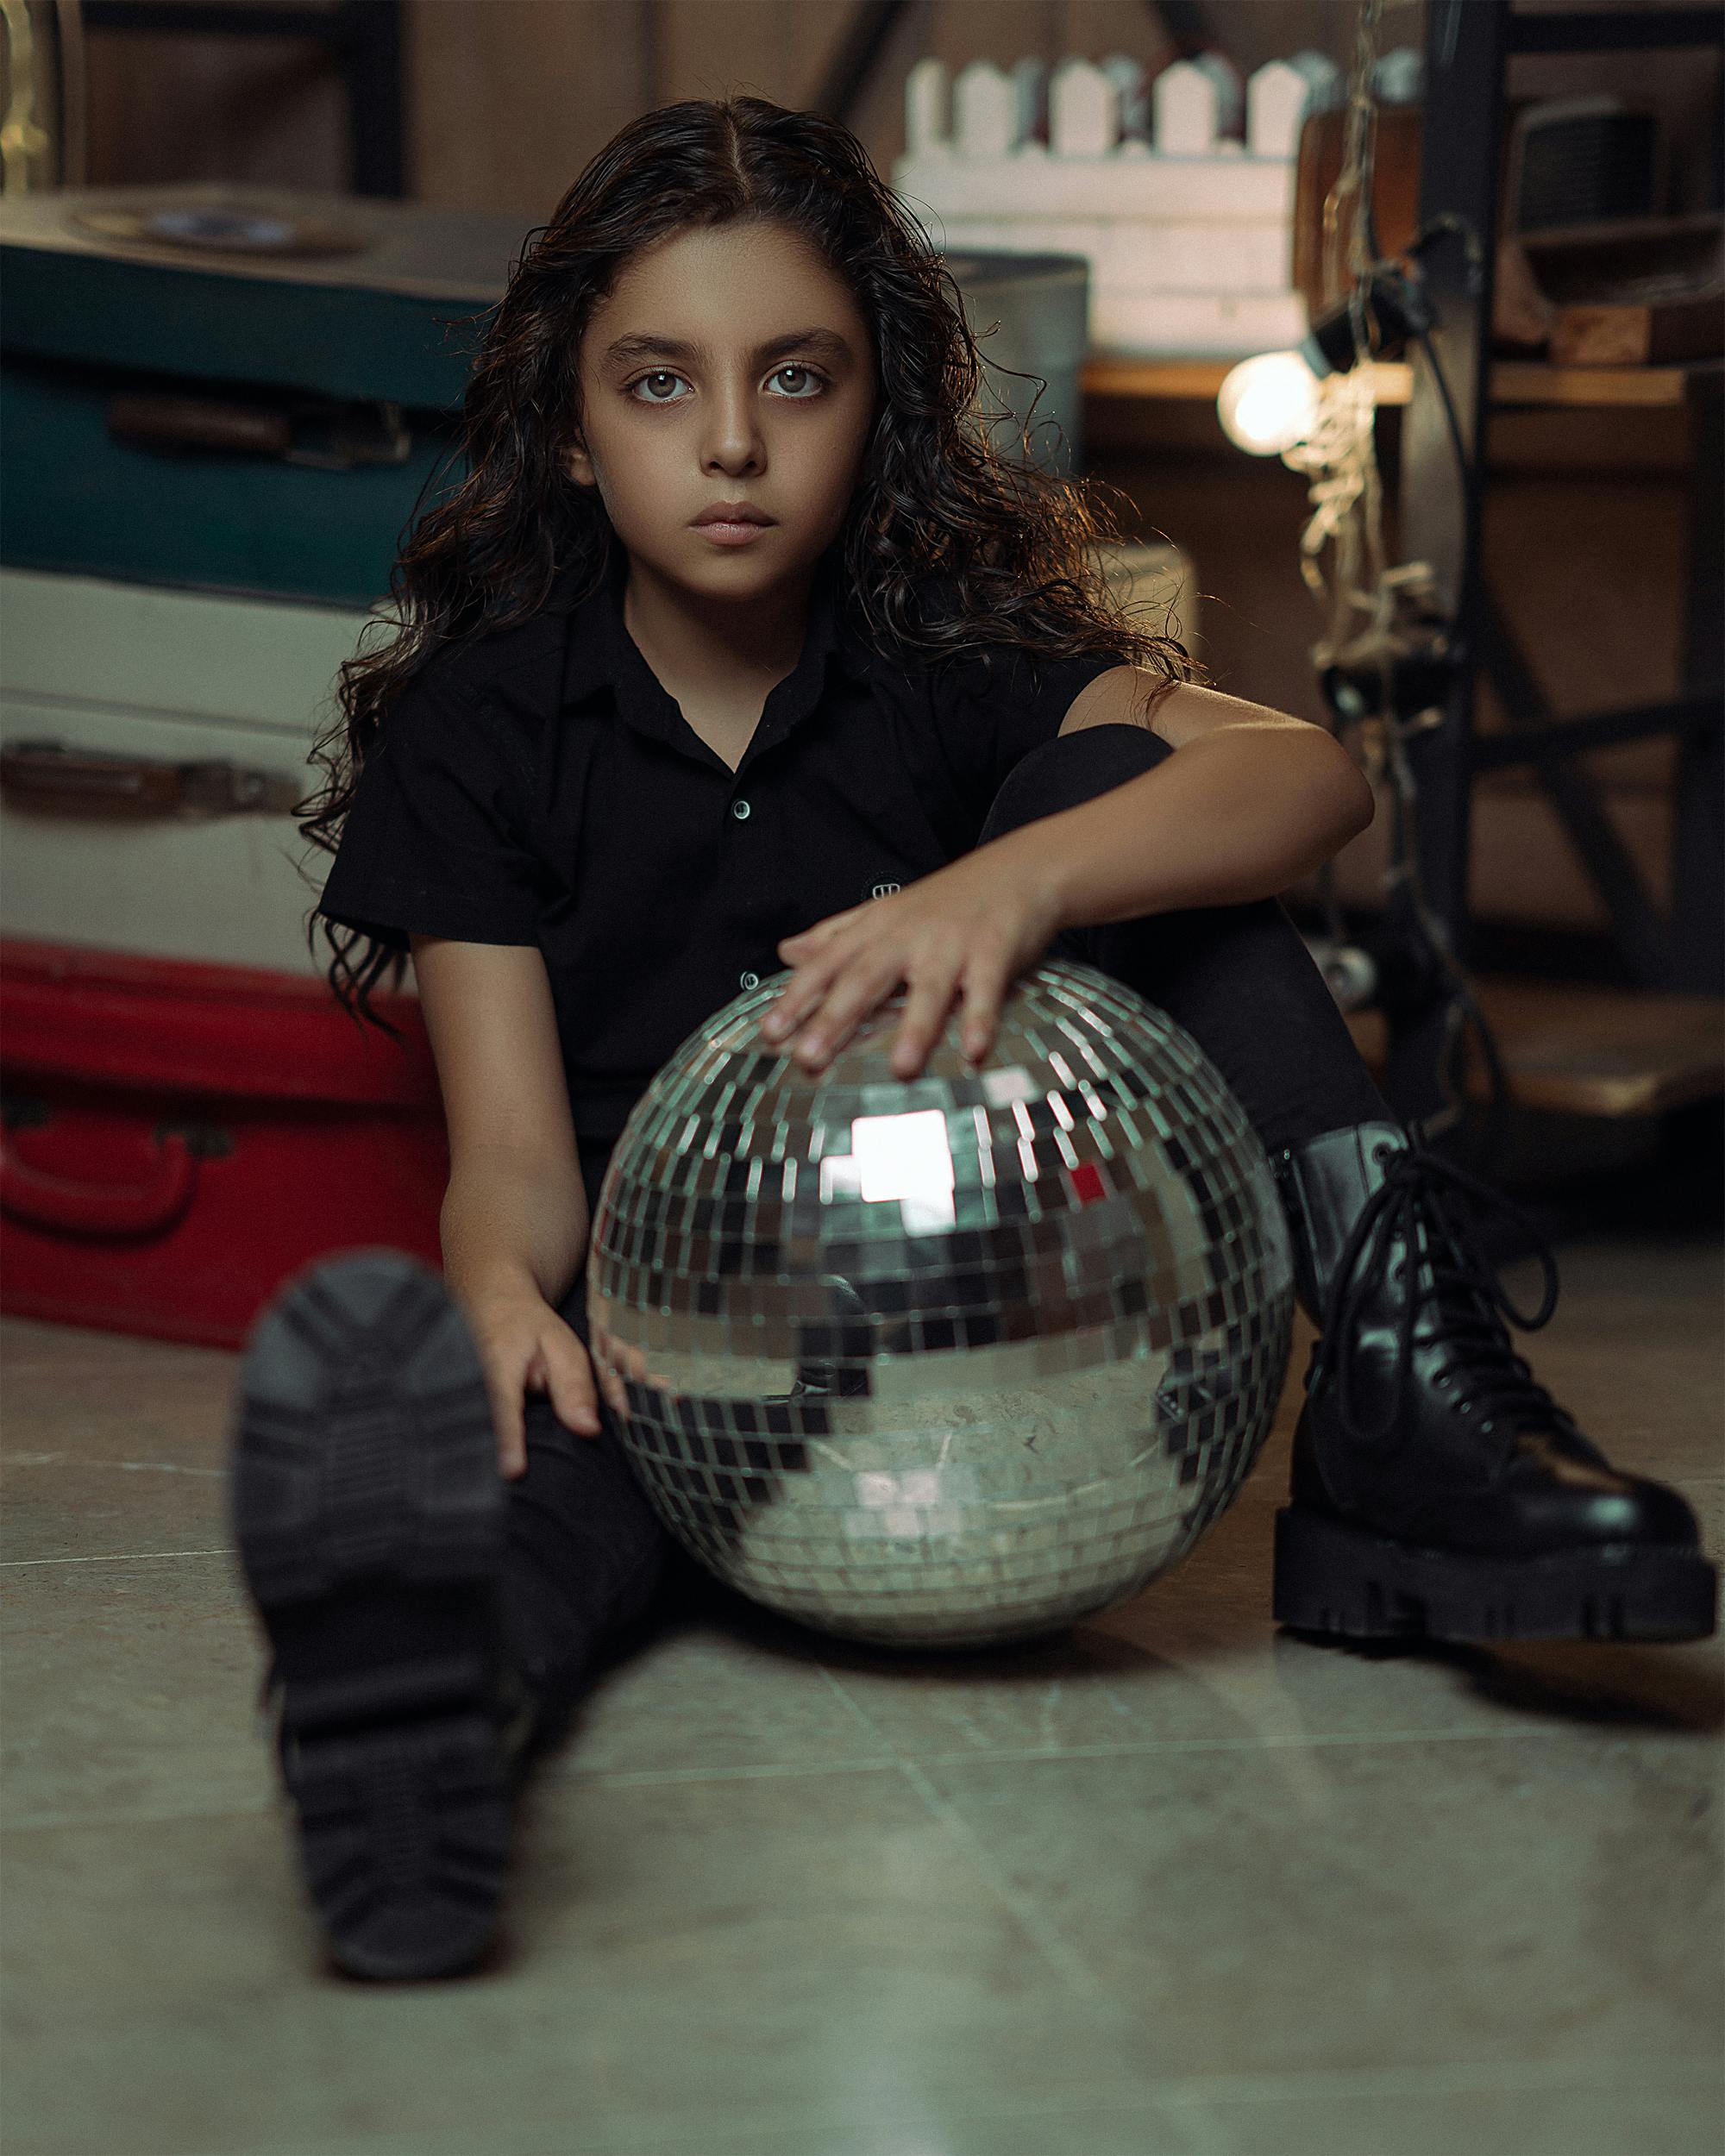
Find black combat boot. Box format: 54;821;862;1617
231;1250;536;1981
1268;1120;1718;1643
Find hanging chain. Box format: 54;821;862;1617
1277;0;1503;1147
1283;0;1402;781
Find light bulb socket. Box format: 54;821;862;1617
1302;264;1435;379
1319;636;1458;730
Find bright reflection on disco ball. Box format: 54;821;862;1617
586;957;1295;1648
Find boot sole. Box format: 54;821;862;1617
1274;1502;1720;1644
229;1249;511;1981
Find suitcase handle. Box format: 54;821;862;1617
1;738;304;818
105;390;412;470
0;1117;204;1238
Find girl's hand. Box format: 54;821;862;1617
457;1284;605;1479
589;1332;676;1422
758;843;1064;1081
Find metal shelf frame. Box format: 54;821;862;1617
1389;0;1724;1120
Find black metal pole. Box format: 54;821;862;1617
1673;364;1724;993
1384;0;1509;1126
341;0;404;197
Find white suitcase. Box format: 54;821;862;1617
0;566;377;973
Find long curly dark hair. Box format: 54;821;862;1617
300;93;1197;1035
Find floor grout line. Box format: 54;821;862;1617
0;1548;232;1568
891;1747;1120;2008
809;1666;1119;2010
3;1453;226;1477
811;1658;898;1740
553;1717;1642;1790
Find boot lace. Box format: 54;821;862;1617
1307;1141;1567;1449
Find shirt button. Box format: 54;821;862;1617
731;799;751;821
739;970;761;991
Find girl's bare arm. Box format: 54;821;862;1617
408;936;589;1313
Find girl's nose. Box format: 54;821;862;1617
699;381;763;479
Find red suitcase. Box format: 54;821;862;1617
0;937;447;1349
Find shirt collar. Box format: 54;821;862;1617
558;538;870;768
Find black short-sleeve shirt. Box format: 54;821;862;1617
317;541;1128;1150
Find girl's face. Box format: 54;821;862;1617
564;219;877;599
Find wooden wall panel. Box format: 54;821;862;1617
654;0;852;106
83;23;347;191
405;0;651;214
396;0;1364;218
72;3;1718;234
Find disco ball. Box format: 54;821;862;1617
586;957;1295;1648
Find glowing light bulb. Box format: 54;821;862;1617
1216;348;1322;455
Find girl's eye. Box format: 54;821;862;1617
768;365;825;398
630;370;688;404
630;367;824;405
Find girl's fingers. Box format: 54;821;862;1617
957;966;1007;1062
792;959;904;1067
890;963;964;1078
589;1344;670;1421
760;991;804;1042
767;913;878;1039
490;1388;527;1480
762;953;847;1042
589;1332;636;1420
545;1339;604;1440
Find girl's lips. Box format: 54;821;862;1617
694;519;774;546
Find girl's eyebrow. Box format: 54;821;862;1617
601;327;855;370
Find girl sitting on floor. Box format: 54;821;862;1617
230;95;1716;1985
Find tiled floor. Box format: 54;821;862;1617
3;1233;1721;2156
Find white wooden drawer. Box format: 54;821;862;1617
1;567;377;976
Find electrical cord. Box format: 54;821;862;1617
1396;222;1511;1168
1401;212;1485;496
1413;318;1474;496
1293;0;1510;1161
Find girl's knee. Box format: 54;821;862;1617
980;724;1173;843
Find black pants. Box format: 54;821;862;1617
499;724;1393;1703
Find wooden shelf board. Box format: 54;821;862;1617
1344;978;1725;1119
1490;360;1692;408
1082;356;1693;410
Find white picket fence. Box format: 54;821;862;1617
892;49;1421;360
